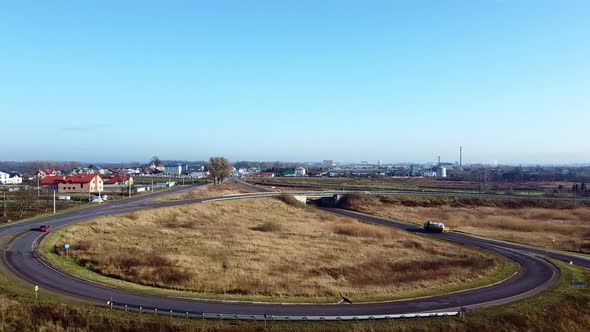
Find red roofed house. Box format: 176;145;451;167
41;175;104;193
101;173;133;185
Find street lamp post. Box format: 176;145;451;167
2;188;6;217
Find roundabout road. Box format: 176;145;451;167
1;183;587;319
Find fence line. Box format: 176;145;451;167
109;302;459;321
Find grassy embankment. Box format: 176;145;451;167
41;197;513;303
0;256;587;331
342;194;590;254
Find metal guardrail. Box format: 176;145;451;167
109;302;459;321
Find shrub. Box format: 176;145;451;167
124;212;141;220
332;223;390;239
276;194;305;208
401;239;425;250
252;221;283;232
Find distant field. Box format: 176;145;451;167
247;177;573;196
343;194;590;253
45;197;511;302
156;182;251;201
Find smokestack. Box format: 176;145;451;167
460;146;463;168
438;156;441;165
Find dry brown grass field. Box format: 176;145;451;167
249;176;572;193
343;195;590;253
159;182;251;200
49;197;503;300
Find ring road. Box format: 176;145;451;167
2;183;586;320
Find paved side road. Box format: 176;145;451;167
327;208;590;270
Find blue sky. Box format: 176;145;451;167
1;1;589;164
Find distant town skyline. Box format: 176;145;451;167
1;1;589;164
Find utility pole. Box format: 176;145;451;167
128;177;131;198
2;188;6;217
53;190;56;214
37;177;40;196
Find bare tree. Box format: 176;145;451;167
150;156;162;167
476;169;488;193
207;157;232;185
13;189;37;219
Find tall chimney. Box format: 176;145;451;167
438;156;441;165
460;146;462;168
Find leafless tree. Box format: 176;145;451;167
476;169;488;193
150;156;162;167
207;157;232;185
13;189;37;219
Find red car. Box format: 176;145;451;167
39;225;52;232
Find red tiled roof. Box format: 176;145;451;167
65;174;99;184
40;176;66;185
41;175;99;185
100;173;129;184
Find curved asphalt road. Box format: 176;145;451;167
1;182;588;317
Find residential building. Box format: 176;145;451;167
123;168;143;175
0;171;22;185
164;163;186;177
41;175;104;193
88;165;107;174
294;166;306;176
71;167;92;175
101;173;133;185
36;168;62;178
